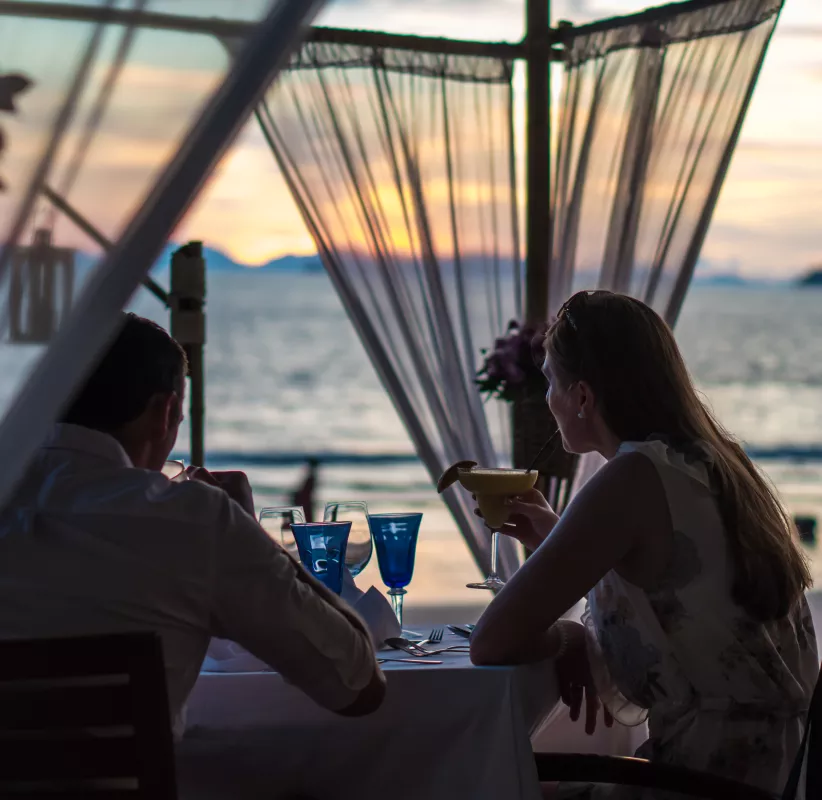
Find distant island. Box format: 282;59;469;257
798;267;822;287
69;243;812;287
74;245;324;277
693;273;751;287
161;246;323;274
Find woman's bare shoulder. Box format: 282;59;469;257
567;450;671;541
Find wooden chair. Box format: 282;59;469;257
0;632;177;798
536;662;822;800
542;461;579;518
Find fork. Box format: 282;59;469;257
416;627;444;647
385;637;429;656
385;637;469;657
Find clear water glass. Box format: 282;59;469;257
290;522;352;594
259;506;306;558
368;513;422;630
162;459;187;482
323;501;372;576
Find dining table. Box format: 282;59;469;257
176;628;560;800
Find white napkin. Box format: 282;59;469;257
340;569;402;647
203;570;400;673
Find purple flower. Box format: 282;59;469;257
476;318;552;402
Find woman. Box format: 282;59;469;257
470;290;818;797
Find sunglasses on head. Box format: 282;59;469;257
557;290;613;331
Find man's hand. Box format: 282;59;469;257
336;666;387;717
187;467;255;517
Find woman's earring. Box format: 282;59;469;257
577;411;585;419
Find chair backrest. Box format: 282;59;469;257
544;471;577;517
0;632;177;799
782;660;822;800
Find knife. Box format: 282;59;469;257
447;624;473;639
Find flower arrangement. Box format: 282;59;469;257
475;319;551;402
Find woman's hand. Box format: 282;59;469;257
554;620;613;735
474;488;560;551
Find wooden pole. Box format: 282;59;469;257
170;242;206;467
187;345;205;467
525;0;552;325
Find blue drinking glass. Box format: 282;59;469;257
290;522;352;595
368;513;422;629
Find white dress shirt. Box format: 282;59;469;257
0;424;377;733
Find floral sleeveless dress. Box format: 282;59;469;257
557;439;818;800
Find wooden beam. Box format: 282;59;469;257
524;0;552;325
0;2;524;59
0;1;252;37
42;185;169;307
309;26;524;59
554;0;750;43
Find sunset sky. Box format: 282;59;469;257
174;0;822;277
4;0;820;278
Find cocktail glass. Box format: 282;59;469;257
457;467;537;591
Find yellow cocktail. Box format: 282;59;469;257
456;468;538;529
437;461;537;590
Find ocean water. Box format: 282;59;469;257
115;274;822;607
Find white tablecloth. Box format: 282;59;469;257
176;631;559;800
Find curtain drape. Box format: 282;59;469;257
257;45;523;577
552;0;783;321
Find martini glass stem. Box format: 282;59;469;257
489;530;501;581
466;523;506;590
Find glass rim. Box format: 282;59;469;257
367;512;423;519
290;521;352;528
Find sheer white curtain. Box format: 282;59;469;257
0;0;324;509
550;0;784;489
257;46;523;577
259;0;783;576
552;0;783;318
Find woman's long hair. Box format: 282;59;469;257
546;290;811;622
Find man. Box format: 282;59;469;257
0;313;385;733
